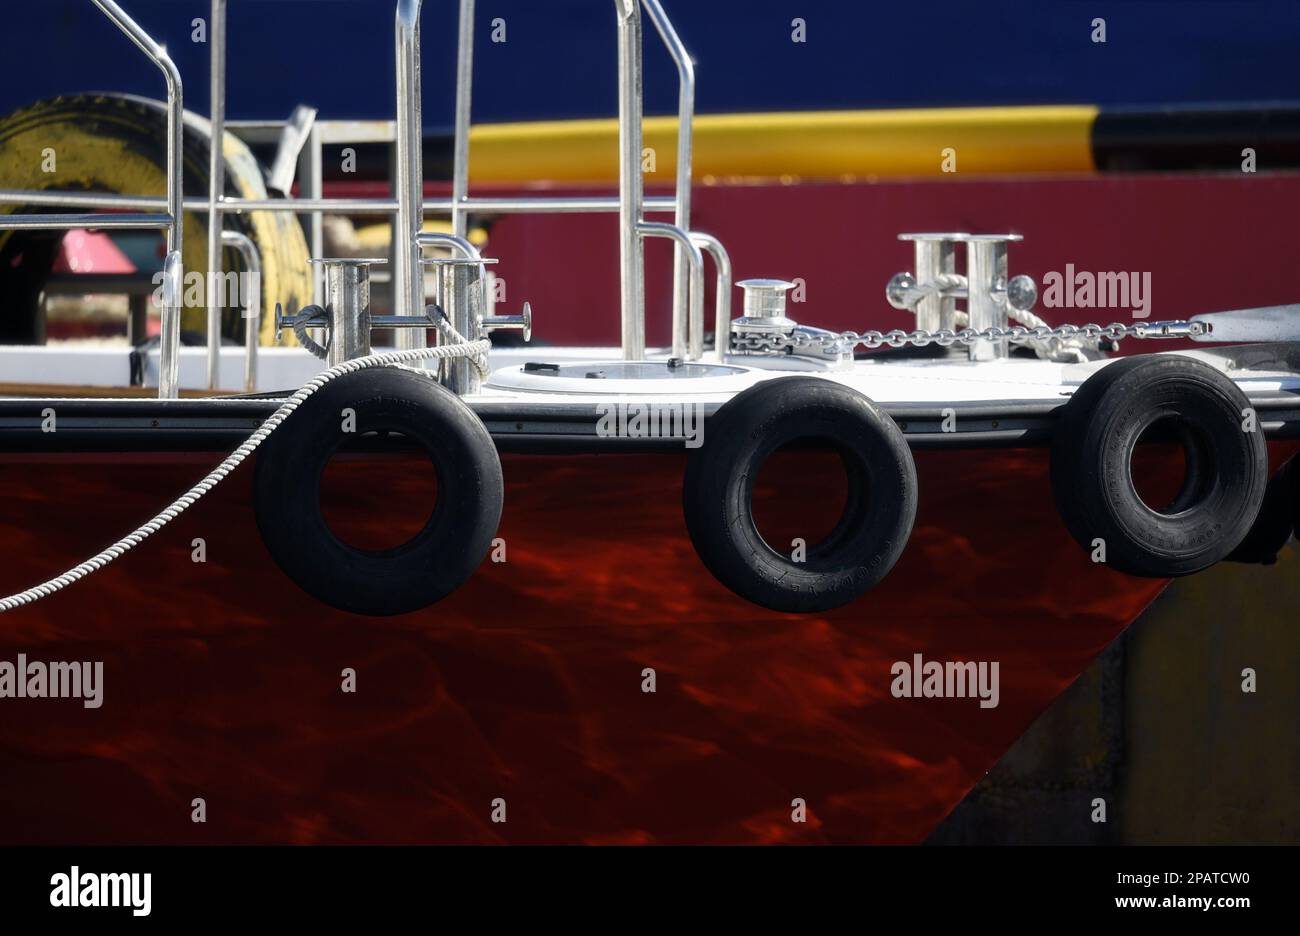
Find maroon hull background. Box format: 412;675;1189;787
405;171;1300;348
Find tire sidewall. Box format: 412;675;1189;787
1052;356;1267;576
685;377;917;613
254;369;503;615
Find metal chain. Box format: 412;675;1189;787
734;320;1207;354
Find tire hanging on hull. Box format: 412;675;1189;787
682;376;917;613
253;368;503;616
1050;355;1269;577
1227;457;1298;564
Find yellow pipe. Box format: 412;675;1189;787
468;105;1099;183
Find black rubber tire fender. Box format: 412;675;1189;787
1050;354;1268;577
253;367;503;616
682;376;917;614
1226;457;1297;564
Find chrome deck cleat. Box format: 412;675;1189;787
887;233;1039;361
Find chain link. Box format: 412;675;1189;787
734;320;1207;354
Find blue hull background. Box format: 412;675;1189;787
2;0;1297;126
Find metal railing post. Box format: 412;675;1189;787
221;230;260;393
642;0;694;364
395;0;426;356
89;0;184;399
637;221;702;360
451;0;475;240
690;232;732;361
616;0;646;361
159;250;183;396
206;0;227;390
300;124;325;304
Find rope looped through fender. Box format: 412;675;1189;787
0;338;492;612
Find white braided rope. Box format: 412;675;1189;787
947;304;1051;331
0;338;491;612
297;307;490;381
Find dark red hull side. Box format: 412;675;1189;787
6;444;1259;844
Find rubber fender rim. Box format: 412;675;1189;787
682;376;917;613
0;93;312;346
1050;354;1268;577
253;368;503;616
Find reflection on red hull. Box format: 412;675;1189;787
0;445;1279;844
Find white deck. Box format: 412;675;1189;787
2;343;1299;407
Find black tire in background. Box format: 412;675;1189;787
1051;355;1268;577
1227;458;1298;564
253;367;503;616
0;93;312;345
683;376;917;613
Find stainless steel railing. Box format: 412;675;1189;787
1;0;721;395
0;0;185;399
394;0;426;350
206;0;228;389
637;221;703;360
0;190;680;217
404;0;714;370
691;232;733;363
221;229;262;393
450;0;476;243
642;0;695;363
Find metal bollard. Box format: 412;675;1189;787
309;258;386;366
424;256;495;395
900;233;963;332
281;252;524;394
964;235;1020;361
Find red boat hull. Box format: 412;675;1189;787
10;442;1282;844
